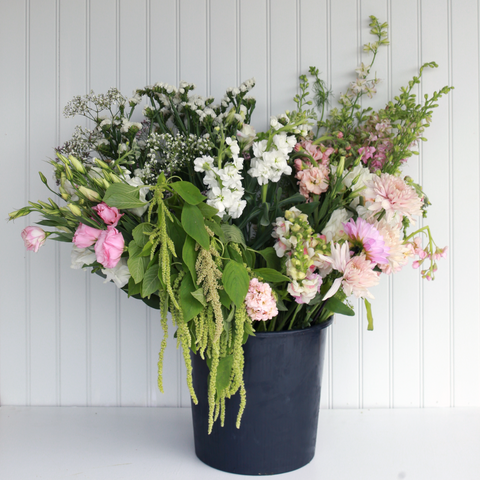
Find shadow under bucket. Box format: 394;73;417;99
190;318;333;475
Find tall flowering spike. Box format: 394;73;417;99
343;217;390;265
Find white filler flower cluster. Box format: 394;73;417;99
194;137;246;219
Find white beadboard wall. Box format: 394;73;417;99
0;0;478;409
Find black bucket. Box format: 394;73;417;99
190;318;333;475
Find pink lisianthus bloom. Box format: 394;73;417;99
296;165;329;201
343;217;390;265
94;226;125;269
287;272;322;304
73;223;103;248
92;202;123;227
21;226;47;252
245;278;278;321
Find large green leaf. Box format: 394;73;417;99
197;202;219;218
258;247;281;271
222;260;250;309
216;355;234;393
132;223;154;248
170;181;206;205
182;235;198;284
142;264;161;298
128;254;150;284
221;224;246;247
253;268;289;283
324;296;355;316
179;272;204;321
181;203;210;251
103;183;149;209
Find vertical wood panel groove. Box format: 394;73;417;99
236;0;240;85
24;0;31;407
447;0;455;407
266;0;271;122
206;0;210;96
55;0;61;407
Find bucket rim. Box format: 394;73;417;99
251;316;334;339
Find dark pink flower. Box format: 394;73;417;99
92;202;123;227
73;223;103;248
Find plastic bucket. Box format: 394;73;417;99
190;318;333;475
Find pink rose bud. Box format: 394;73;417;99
92;202;124;227
73;223;103;248
21;226;47;252
94;226;125;269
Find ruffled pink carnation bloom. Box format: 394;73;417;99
296;165;329;201
342;254;380;299
343;217;390;265
365;173;423;224
245;278;278;321
93;202;123;227
374;219;413;274
94;226;125;269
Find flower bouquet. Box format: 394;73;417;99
10;15;451;473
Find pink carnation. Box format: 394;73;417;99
342;254;380;299
93;202;123;227
365;173;423;223
245;278;278;321
94;226;125;269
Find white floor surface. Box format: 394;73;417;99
0;406;478;480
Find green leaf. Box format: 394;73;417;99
132;223;154;248
205;219;225;242
139;241;153;257
103;183;149;209
253;268;290;283
296;201;320;215
364;298;374;331
179;272;204;322
128;254;149;283
191;288;207;307
182;235;198;284
223;260;250;309
242;248;256;268
324;296;355;316
216;355;234;393
181;203;210;251
170;181;206;205
221;224;246;247
127;276;142;297
166;215;186;258
197;202;219;218
260;202;270;226
218;289;232;308
258;247;281;271
142;264;161;298
227;245;243;264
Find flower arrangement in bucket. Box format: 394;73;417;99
11;17;452;475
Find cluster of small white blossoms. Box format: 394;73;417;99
194;138;246;219
63;88;127;118
272;207;331;304
142;132;211;184
247;116;298;185
339;62;382;106
56;125;99;162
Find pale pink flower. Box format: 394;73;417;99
296;165;330;201
374;219;413;274
245;278;278;321
365;173;423;224
73;223;103;248
94;226;125;269
342;254;380;299
294;140;333;166
21;226;47;253
287;272;322;304
343;217;390;265
93;202;123;226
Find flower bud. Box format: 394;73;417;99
64;165;74;181
67;203;83;217
78;186;101;202
56;152;70;165
69;155;86;174
336;156;345;177
8;207;32;220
